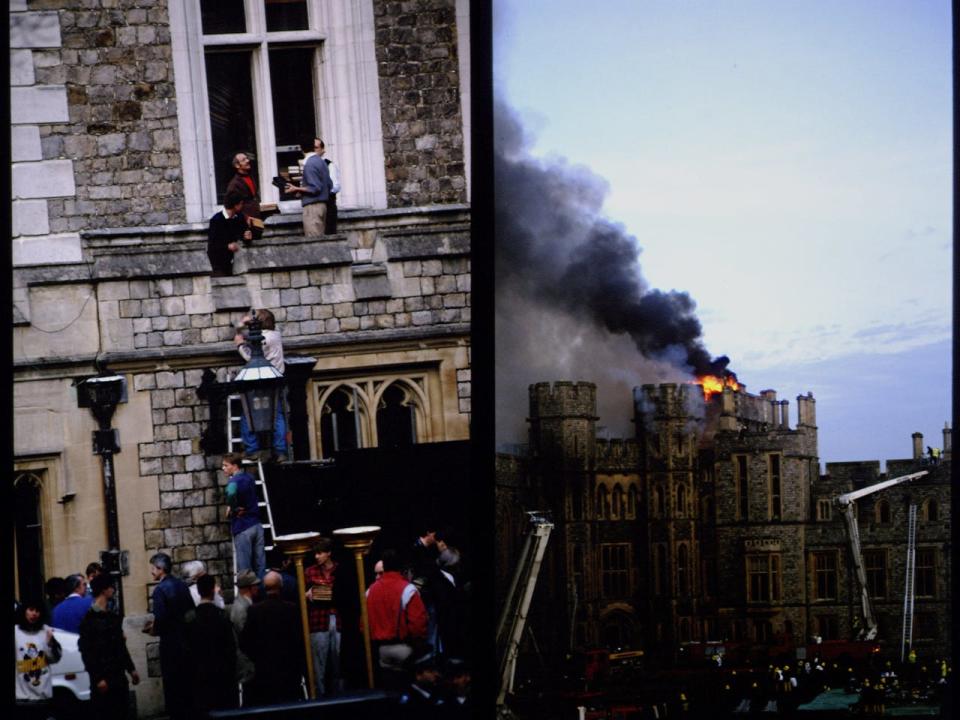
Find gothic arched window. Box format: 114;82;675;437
319;385;367;456
612;484;624;520
597;485;609;520
676;484;687;517
627;485;638;519
875;500;891;524
376;382;417;449
677;544;690;595
15;472;46;603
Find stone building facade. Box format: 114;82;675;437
497;380;951;670
12;1;470;716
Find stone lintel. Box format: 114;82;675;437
93;249;210;279
377;227;470;261
232;238;352;274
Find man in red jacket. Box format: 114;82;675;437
365;549;428;687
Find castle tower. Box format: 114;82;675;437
528;381;598;469
526;382;599;656
635;383;707;653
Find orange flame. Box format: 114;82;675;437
697;374;740;399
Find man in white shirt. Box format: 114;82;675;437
319;140;341;234
234;308;288;461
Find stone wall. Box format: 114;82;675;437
17;0;186;244
373;0;466;207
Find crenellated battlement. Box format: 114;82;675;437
596;437;639;468
529;381;598;419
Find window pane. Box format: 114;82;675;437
269;46;318;185
266;0;309;31
15;474;45;603
376;384;416;449
201;0;247;34
205;51;257;203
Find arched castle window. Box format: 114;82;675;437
676;484;687;517
320;385;368;454
315;375;430;459
654;485;665;518
597;485;609;520
14;471;46;603
677;543;689;595
627;485;638;519
874;500;891;524
612;484;624;519
376;383;417;449
922;498;938;522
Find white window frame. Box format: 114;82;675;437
170;0;388;222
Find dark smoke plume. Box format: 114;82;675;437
495;101;733;444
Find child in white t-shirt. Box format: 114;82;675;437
14;598;63;713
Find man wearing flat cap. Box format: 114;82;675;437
229;569;260;698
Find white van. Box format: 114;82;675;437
50;629;91;713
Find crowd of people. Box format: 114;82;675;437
18;525;471;719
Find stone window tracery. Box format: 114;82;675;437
612;484;624;519
596;485;609;520
313;374;430;459
812;551;838;601
600;543;630;598
746;554;781;603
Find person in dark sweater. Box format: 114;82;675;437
240;570;306;705
183;574;238;715
78;574;139;720
207;190;250;276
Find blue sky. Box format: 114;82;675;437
494;0;951;467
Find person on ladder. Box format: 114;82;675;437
234;308;288;462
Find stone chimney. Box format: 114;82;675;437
943;423;952;460
760;390;777;425
718;385;737;431
912;432;923;460
796;392;817;428
780;400;790;429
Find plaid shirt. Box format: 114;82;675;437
305;561;337;633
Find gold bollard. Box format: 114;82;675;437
274;532;321;699
333;525;381;689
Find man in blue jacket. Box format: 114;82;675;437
285;136;332;237
51;574;93;633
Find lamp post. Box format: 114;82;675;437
274;532;321;699
333;525;381;689
76;373;127;616
233;314;284;456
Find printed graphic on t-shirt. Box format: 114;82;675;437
18;642;50;686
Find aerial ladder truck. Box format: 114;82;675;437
496;511;554;717
833;471;927;648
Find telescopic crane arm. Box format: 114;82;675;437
496;511;553;713
834;471;927;641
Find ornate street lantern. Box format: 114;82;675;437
234;314;284;452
